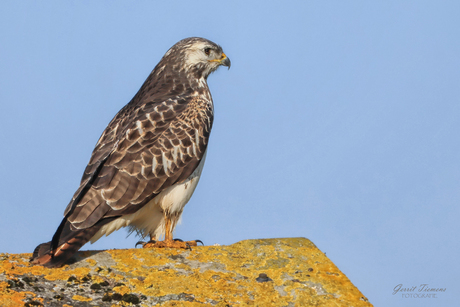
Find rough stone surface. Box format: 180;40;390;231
0;238;372;306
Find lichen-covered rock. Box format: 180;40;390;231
0;238;372;306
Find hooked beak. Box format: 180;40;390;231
220;53;231;69
210;52;231;69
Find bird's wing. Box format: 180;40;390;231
56;96;213;246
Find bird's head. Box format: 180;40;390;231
160;37;231;80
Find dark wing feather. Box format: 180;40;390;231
31;36;225;268
32;96;213;267
57;95;213;247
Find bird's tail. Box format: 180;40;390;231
30;220;102;268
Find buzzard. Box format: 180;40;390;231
31;37;230;267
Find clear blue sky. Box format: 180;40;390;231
1;1;458;306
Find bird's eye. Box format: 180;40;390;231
204;48;212;56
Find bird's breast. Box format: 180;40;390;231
152;149;207;215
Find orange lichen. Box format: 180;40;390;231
90;275;106;284
0;281;30;307
72;294;93;301
112;285;131;295
86;258;97;266
45;266;91;281
0;238;372;306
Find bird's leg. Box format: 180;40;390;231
139;214;203;249
164;215;173;243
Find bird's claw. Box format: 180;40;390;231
173;238;203;246
138;238;203;249
135;240;156;248
195;239;204;246
172;238;203;249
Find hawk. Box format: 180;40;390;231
31;37;230;268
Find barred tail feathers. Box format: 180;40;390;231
30;220;102;268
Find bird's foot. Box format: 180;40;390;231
136;239;203;250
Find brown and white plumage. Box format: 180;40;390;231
31;37;230;267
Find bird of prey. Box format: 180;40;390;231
31;37;230;268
